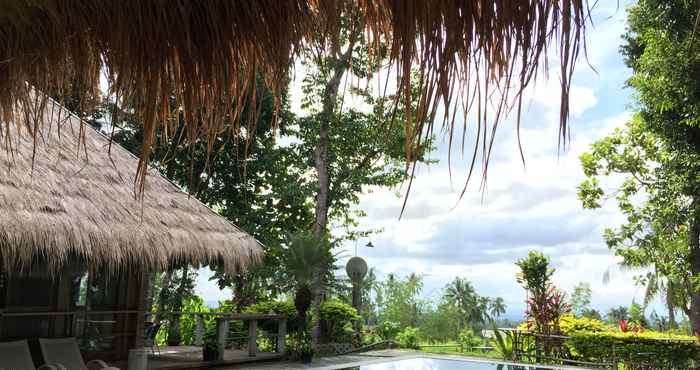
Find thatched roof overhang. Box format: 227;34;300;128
0;95;263;274
0;0;590;192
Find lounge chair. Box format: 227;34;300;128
38;338;119;370
0;340;65;370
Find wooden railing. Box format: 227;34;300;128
0;310;287;361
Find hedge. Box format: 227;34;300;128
516;315;699;368
567;331;698;368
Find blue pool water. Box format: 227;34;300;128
341;358;555;370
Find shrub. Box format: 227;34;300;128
320;299;361;343
246;300;301;332
396;327;420;349
567;330;698;368
458;329;482;350
559;314;607;334
246;300;298;318
376;321;401;341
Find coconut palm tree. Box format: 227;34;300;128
489;297;507;319
444;278;479;331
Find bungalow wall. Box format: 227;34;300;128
0;263;149;362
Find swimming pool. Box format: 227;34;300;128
340;357;558;370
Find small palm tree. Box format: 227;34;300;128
283;232;334;329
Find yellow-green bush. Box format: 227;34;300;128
559;314;608;334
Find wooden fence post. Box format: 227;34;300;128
195;314;204;346
248;319;258;357
277;318;287;354
216;317;229;361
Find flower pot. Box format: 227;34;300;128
300;352;313;364
203;347;218;362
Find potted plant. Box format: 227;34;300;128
202;326;218;362
298;337;314;364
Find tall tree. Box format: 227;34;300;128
578;117;696;331
489;297;507;319
297;4;430;342
570;282;592;316
618;0;700;334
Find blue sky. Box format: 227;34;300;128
196;1;662;319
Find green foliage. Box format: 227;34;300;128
569;282;592;315
376;321;401;341
581;0;700;333
246;300;298;319
375;273;426;329
606;306;630;324
444;278;486;331
202;323;218;352
457;329;482;350
559;314;607;334
320;299;361;343
154;294;213;346
179;297;215;345
566;331;698;367
288;332;314;360
516;252;554;295
246;300;301;333
395;327;420;349
491;328;514;360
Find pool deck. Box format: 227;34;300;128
209;350;595;370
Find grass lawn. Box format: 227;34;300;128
418;342;502;360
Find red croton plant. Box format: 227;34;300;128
618;319;645;334
525;286;572;334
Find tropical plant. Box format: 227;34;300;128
395;327;420;350
282;232;334;330
376;321;401;341
516;252;554;296
444;278;478;330
492;327;515;360
288;331;314;363
606;306;630;324
319;299;361;344
489;297;507;319
458;329;482;351
524;286;572;334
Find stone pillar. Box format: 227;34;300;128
195;314;204;346
216;317;230;361
248;319;258;357
277;319;287;354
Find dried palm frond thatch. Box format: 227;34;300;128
0;0;589;193
0;93;263;274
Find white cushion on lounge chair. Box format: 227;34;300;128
38;338;119;370
0;340;64;370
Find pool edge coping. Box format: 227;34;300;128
313;352;596;370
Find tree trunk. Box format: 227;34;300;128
309;38;357;344
688;198;700;335
666;281;677;329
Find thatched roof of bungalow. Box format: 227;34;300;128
0;95;263;274
0;0;590;193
